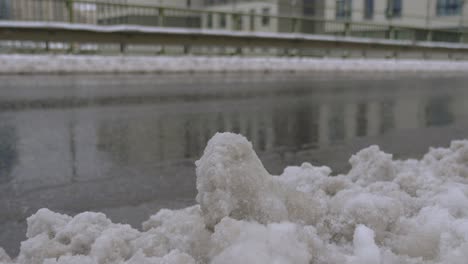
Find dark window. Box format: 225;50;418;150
425;97;454;126
219;13;226;28
379;101;395;134
386;0;402;18
207;13;213;28
356;103;368;137
0;123;17;184
328;104;345;142
364;0;374;19
303;0;316;16
336;0;352;19
0;0;11;19
437;0;462;15
262;7;270;26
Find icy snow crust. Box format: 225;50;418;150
2;55;468;74
2;133;468;264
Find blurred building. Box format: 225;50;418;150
201;0;325;33
1;0;466;36
329;0;467;29
326;0;468;40
0;0;97;23
201;0;467;36
3;0;68;21
97;0;203;26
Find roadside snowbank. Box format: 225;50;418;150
2;133;468;264
2;55;468;74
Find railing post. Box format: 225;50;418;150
120;43;126;54
291;18;298;33
459;31;465;43
184;45;191;55
344;21;351;36
426;30;433;41
158;7;165;27
387;26;395;39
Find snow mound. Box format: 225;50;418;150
3;132;468;264
2;55;468;74
195;133;325;228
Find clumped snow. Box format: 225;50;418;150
2;132;468;264
2;55;468;74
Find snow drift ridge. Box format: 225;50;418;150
2;132;468;264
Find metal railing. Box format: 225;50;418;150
0;0;466;43
1;0;468;56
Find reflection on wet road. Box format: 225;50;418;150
1;73;468;256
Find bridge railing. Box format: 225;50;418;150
0;0;467;44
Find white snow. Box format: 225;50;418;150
2;55;468;74
348;225;380;264
2;132;468;264
0;248;12;263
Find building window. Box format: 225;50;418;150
386;0;402;18
219;13;226;28
336;0;352;19
0;0;11;19
437;0;462;15
207;13;213;28
262;7;270;26
364;0;374;19
303;0;316;16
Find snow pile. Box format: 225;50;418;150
2;55;468;74
2;132;468;264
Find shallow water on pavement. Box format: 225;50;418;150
1;72;467;256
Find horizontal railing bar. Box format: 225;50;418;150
1;21;467;52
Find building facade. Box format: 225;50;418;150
0;0;98;23
200;0;326;33
326;0;467;29
98;0;204;27
2;0;466;34
200;0;467;33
